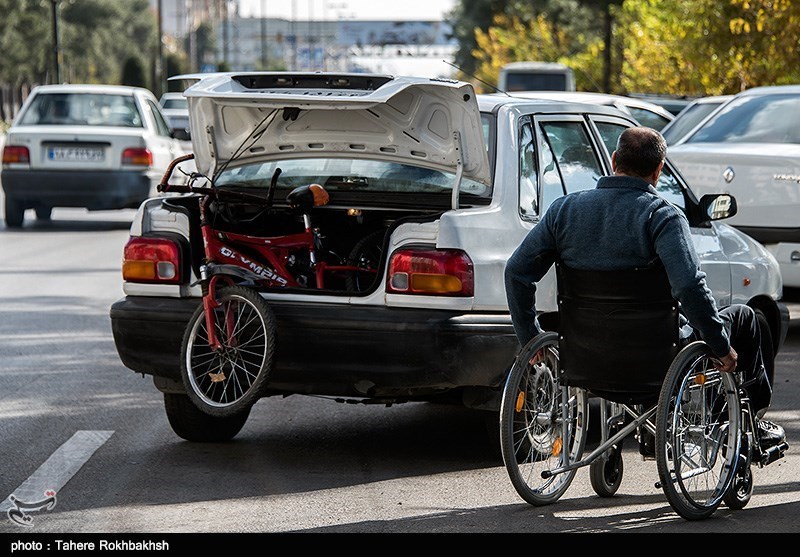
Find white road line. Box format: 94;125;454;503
0;430;114;513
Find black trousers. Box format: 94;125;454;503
688;304;773;414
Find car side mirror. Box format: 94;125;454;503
699;193;737;222
171;128;191;141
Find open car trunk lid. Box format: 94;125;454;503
181;72;491;189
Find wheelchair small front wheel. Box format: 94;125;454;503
500;332;589;506
589;438;624;498
656;341;741;520
723;435;754;510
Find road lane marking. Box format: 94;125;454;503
0;430;114;513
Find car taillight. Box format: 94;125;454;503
386;248;474;296
122;237;181;284
121;147;152;166
2;145;30;164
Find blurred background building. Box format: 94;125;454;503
149;0;457;79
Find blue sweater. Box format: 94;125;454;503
504;174;730;357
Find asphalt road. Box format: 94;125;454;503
0;196;798;539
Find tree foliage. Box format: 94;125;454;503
446;0;512;77
0;0;157;97
467;0;800;96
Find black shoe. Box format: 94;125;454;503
757;419;786;451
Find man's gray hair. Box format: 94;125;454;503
614;126;667;178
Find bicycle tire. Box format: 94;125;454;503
345;230;385;292
181;285;277;417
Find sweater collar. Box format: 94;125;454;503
596;175;658;194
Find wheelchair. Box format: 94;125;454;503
499;262;788;520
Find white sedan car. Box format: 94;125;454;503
108;72;789;441
1;84;191;228
668;85;800;287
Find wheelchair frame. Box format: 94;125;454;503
499;263;788;520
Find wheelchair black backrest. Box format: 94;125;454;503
556;262;680;404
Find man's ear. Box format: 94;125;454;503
651;161;665;184
611;151;617;172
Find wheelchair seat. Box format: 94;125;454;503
556;261;679;404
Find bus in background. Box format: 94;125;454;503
498;61;576;92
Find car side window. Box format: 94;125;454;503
594;121;624;158
540;121;602;195
595;121;686;211
146;99;173;137
518;119;539;220
654;166;685;210
539;129;564;215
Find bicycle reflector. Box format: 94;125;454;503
386;249;474;296
122;237;181;284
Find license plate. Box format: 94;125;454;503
48;146;105;162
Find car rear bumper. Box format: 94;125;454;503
109;296;519;403
1;169;151;210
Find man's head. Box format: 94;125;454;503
611;126;667;184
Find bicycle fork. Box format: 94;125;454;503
200;269;236;352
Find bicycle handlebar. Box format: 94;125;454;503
157;156;287;209
157;154;196;193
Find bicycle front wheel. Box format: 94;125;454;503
181;286;277;417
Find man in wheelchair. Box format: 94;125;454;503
505;126;786;456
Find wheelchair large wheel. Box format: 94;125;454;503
656;341;741;520
181;286;277;417
500;332;589;506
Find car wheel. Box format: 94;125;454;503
163;392;250;442
35;206;52;221
4;197;25;228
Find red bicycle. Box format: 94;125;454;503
158;154;378;416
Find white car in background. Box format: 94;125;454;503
504;90;674;131
108;73;788;441
1;84;191;228
668;85;800;287
158;92;191;140
661;94;732;145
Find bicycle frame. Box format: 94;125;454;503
159;154;375;351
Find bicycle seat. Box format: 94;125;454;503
286;184;330;212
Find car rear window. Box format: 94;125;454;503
18;92;143;127
161;98;188;110
686;93;800;144
215;158;491;199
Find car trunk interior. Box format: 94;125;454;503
160;194;445;295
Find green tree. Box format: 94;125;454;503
0;0;50;121
446;0;511;77
60;0;156;86
185;21;216;72
165;52;189;93
470;1;605;93
121;57;147;88
617;0;800;95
